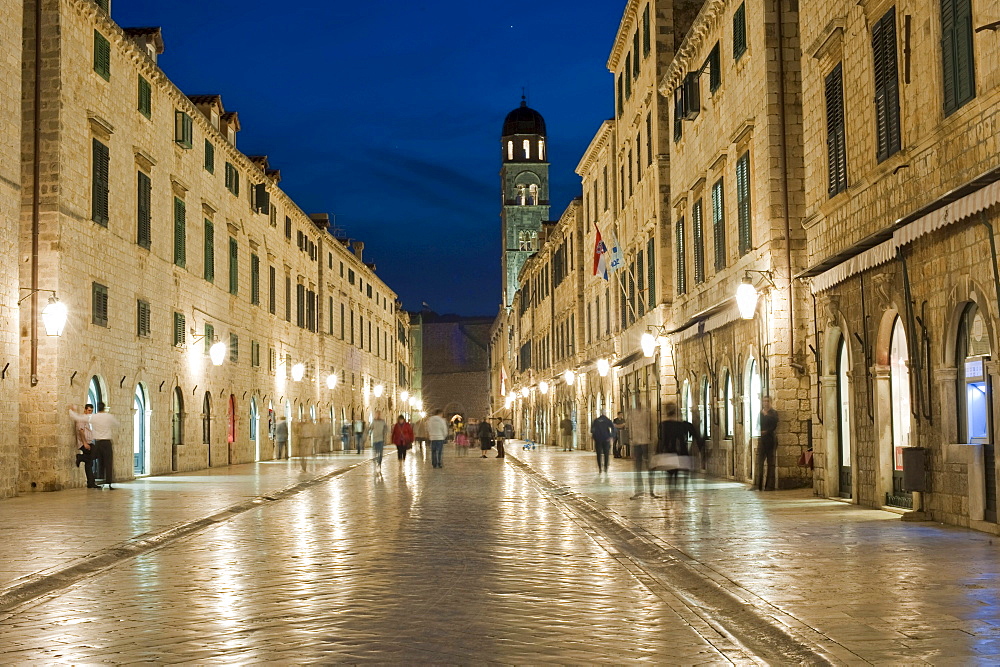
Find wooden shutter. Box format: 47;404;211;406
204;219;214;282
942;0;976;114
93;31;110;79
633;31;641;77
137;300;150;338
825;64;848;197
204;140;214;173
229;238;238;295
693;199;705;283
173;197;186;267
642;4;651;55
250;254;260;305
637;250;646;317
92;283;108;327
712;179;726;270
873;8;901;162
708;43;721;91
647;237;656;306
138;76;151;117
733;3;747;59
676;217;687;295
230;334;238;363
269;266;276;314
204;324;214;355
173;312;186;347
673;87;684;141
91;139;109;226
137;171;151;248
737;152;752;255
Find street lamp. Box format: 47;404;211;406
641;332;657;357
401;390;409;402
736;277;758;320
563;369;576;386
291;363;305;382
597;358;610;377
539;381;549;395
373;384;384;398
326;373;338;389
41;297;68;336
209;341;227;366
520;386;530;398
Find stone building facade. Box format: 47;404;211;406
7;0;407;496
799;0;1000;530
412;312;492;421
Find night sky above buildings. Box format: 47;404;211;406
113;0;625;316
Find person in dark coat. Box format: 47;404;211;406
477;419;495;458
656;403;702;490
755;395;779;490
590;412;615;473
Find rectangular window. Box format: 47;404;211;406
603;166;609;210
642;4;651;55
204;323;214;355
624;55;632;99
647;236;656;306
736;151;752;255
673;87;684;142
92;282;108;327
204;140;215;173
270;204;277;228
825;63;848;197
230;333;239;363
733;2;747;60
693;200;705;284
284;276;291;322
250;254;260;305
137;76;151;118
712;179;726;270
268;265;276;314
228;238;238;295
251;340;260;368
941;0;976;115
633;31;641;77
284;216;292;239
224;162;239;195
617;75;624;117
340;303;346;339
93;31;111;80
646;113;653;166
174;111;193;149
173;312;186;347
707;42;721;92
676;216;687;295
91;139;109;226
635;134;642;181
173;197;186;267
873;8;901;161
136;299;150;338
203;219;214;282
637;250;645;317
328;296;334;334
136;171;151;248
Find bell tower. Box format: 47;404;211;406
500;97;550;309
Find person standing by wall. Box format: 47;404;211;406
68;404;98;488
89;402;119;489
613;411;629;458
353;417;365;455
560;415;574;451
756;396;779;491
391;415;414;461
427;409;449;469
275;416;289;459
590;412;615;473
368;410;390;469
629;405;656;499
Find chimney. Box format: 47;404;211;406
353;241;365;262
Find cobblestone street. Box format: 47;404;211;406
1;446;998;664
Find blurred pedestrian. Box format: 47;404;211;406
275;416;289;459
392;415;414;461
340;420;350;451
353;418;365;454
427;409;449;468
655;403;702;491
478;418;495;458
89;402;119;489
613;411;629;458
755;396;779;491
368;410;390;469
493;419;506;458
590;412;614;473
414;414;430;452
462;418;478;456
560;415;574;451
68;404;98;488
629;405;657;499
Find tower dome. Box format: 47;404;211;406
502;98;546;137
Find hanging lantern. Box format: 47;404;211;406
597;358;610;377
563;369;576;386
41;298;68;337
641;332;657;357
209;341;226;366
326;374;338;389
291;363;305;381
736;277;759;320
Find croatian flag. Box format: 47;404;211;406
593;225;609;281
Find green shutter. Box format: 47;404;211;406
173;197;186;267
712;179;726;270
137;300;150;338
250;253;260;305
647;237;656;306
93;31;111;80
91;139;109;226
708;43;721;91
737;152;752;255
138;76;151;117
137;171;151;248
229;238;238;295
204;140;215;173
204;323;214;355
230;334;238;363
637;250;645;317
203;219;214;282
942;0;976;115
825;64;848;196
92;282;108;327
175;111;192;148
633;31;640;77
693;199;704;284
642;4;651;55
873;8;901;162
733;3;747;59
173;312;185;347
676;217;686;295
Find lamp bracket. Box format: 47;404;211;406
744;269;776;289
17;288;57;305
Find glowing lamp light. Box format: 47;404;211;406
736;278;759;320
419;411;426;418
401;390;409;402
520;386;530;398
539;381;549;395
597;358;610;377
505;395;514;409
641;332;657;358
326;374;338;389
291;363;305;382
563;369;576;386
373;384;384;398
41;298;67;337
209;341;227;366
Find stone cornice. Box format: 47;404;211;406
659;0;727;95
607;0;641;71
575;120;615;176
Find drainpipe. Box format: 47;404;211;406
29;0;42;387
979;212;1000;339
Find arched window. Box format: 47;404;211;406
746;358;761;436
517;184;526;205
681;380;691;422
87;375;103;410
957;303;991;443
227;394;236;444
701;376;712;438
837;337;852;495
523;139;530;159
538;139;545;161
202;392;212;445
724;371;734;437
249;397;259;442
889;317;911;470
528;184;538;205
171;387;184;472
507;140;514;161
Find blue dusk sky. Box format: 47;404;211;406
112;0;625;316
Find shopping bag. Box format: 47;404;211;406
650;453;680;470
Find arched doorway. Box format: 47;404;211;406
203;392;213;467
957;303;996;522
227;394;236;465
171;387;184;472
250;397;260;461
887;316;911;507
87;375;104;410
836;337;853;498
745;357;762;481
133;384;149;476
285;400;293;456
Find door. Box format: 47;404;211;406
250;398;260;461
171;387;184;472
837;338;853;498
133;385;147;476
888;317;912;508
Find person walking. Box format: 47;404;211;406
340;420;350;451
460;418;478;456
629;405;657;499
427;409;449;468
414;414;430;452
89;402;119;489
68;404;99;488
655;403;702;490
275;416;289;459
755;396;779;491
478;418;495;458
590;412;615;473
353;418;365;454
560;415;574;451
494;419;506;458
391;415;414;461
368;410;390;469
613;411;629;458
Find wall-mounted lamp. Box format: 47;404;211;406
563;369;576;386
326;373;338;389
597;358;610;377
539;381;549;395
291;363;305;382
373;384;384;398
400;390;409;402
189;329;226;366
736;270;775;320
520;386;530;398
19;289;67;336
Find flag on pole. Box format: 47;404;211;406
606;228;625;274
593;224;609;280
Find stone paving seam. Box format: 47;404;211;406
505;452;850;666
0;457;372;616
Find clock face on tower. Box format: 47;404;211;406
500;99;549;309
